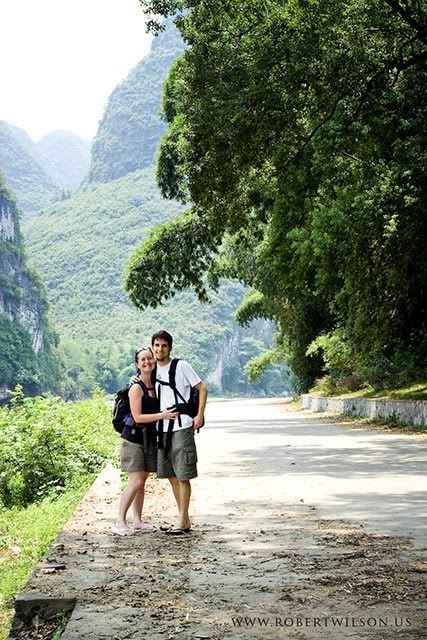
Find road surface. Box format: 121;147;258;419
198;399;426;546
13;398;426;640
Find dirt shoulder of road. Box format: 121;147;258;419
8;460;426;640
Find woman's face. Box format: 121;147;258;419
136;349;154;374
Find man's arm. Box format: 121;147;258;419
193;381;207;431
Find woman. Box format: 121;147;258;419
112;347;178;535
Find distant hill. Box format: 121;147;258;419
0;122;91;215
36;130;91;191
0;121;59;215
87;23;184;183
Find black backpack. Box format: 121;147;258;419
155;358;204;426
112;381;145;433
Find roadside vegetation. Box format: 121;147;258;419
0;388;116;639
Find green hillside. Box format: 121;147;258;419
24;168;288;395
0;122;59;215
25;168;185;347
0;171;59;397
87;22;184;183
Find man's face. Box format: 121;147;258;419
152;338;171;363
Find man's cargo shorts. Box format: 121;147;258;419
157;426;198;480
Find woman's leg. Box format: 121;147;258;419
131;471;150;525
116;471;147;530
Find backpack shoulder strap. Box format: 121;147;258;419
169;358;188;404
151;364;157;387
155;359;185;403
137;380;149;397
168;358;180;388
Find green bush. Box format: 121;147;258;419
0;388;116;509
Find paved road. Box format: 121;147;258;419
197;399;426;547
16;398;426;640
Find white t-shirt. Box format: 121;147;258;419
156;360;202;431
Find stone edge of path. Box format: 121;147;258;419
302;394;427;427
7;463;121;639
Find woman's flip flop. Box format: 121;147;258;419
112;525;133;536
132;523;156;533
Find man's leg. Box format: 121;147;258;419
178;479;191;529
168;476;180;509
167;477;191;529
164;428;197;532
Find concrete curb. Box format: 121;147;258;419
302;394;427;427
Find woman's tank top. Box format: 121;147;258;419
121;381;159;447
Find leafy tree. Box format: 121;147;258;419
128;0;427;389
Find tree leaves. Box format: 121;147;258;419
130;0;427;389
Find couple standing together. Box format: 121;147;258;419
113;330;207;536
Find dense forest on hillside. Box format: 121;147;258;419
87;21;184;183
129;0;427;392
21;19;291;399
25;169;291;397
0;172;60;396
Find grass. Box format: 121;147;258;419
0;480;93;640
308;380;427;400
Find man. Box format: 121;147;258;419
151;329;207;535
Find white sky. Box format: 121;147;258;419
0;0;153;142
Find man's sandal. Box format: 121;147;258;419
164;527;191;535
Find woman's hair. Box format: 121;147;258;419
134;346;154;363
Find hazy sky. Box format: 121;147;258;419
0;0;153;142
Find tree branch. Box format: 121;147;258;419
283;93;347;170
352;47;427;120
383;0;427;42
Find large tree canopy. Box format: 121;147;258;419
125;0;427;390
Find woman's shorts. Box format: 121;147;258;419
120;439;157;473
157;426;198;480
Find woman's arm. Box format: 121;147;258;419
129;384;179;424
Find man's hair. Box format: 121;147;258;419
151;330;173;348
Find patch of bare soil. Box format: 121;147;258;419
7;464;426;640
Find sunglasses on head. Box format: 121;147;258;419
134;347;153;359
